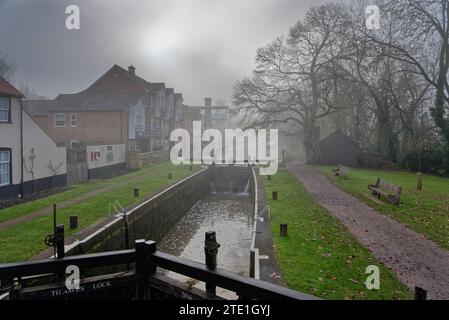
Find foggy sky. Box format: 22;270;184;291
0;0;326;105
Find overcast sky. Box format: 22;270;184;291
0;0;328;105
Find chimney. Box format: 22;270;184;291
204;97;212;107
128;65;136;75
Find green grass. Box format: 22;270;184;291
264;169;412;300
0;163;191;223
315;166;449;251
0;162;198;263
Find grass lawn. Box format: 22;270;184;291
315;166;449;251
0;162;198;263
264;169;412;300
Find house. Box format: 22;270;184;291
0;77;66;201
24;65;185;153
319;130;359;166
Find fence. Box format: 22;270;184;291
139;149;169;166
66;162;88;186
0;237;319;300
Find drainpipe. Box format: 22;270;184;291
20;99;24;197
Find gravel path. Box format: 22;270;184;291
288;163;449;300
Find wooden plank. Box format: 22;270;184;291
148;251;319;300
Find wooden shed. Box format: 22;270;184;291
319;130;359;166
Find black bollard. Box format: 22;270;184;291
280;224;288;237
189;165;193;171
267;175;271;181
168;173;173;180
134;188;140;197
55;224;65;259
204;231;220;295
415;287;427;300
272;191;278;200
69;215;78;229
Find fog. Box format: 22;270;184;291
0;0;326;105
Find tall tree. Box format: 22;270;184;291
233;3;349;163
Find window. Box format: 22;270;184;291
0;149;11;187
70;113;77;127
0;96;10;123
54;113;66;127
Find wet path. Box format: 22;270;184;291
159;193;254;298
289;163;449;300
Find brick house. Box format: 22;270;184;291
25;65;184;153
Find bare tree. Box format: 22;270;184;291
0;50;15;80
233;3;349;163
371;0;449;149
23;148;37;194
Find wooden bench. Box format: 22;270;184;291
332;165;350;178
368;178;402;205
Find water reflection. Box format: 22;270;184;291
158;192;254;298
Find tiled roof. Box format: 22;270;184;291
0;77;24;98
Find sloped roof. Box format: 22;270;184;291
23;100;53;116
25;92;142;115
0;77;24;98
320;130;359;146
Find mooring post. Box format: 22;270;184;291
55;224;65;259
415;286;427;300
417;173;423;191
272;191;278;200
280;224;288;237
204;231;220;296
69;215;78;229
135;239;156;300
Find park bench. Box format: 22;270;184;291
332;165;350;178
368;178;402;205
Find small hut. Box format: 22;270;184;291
319;130;359;166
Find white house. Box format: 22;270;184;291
0;77;67;201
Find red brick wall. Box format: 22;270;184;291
45;110;127;146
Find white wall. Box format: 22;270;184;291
0;97;21;185
86;144;127;170
22;110;67;181
0;97;67;188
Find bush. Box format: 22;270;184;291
401;148;449;176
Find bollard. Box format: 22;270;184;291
415;286;427;300
134;188;140;197
189;165;193;171
280;224;288;237
204;231;220;295
168;173;173;180
55;224;65;259
417;173;423;191
267;175;271;181
272;191;278;200
69;215;78;229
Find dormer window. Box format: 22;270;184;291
0;96;10;123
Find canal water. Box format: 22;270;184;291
159;179;254;299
